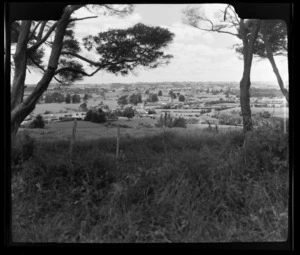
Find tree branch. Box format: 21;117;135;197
192;24;239;37
55;66;102;77
37;21;47;41
28;21;42;41
61;51;103;66
69;15;98;22
27;21;58;55
28;55;63;83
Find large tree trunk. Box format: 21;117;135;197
240;76;253;132
11;5;83;143
239;19;261;132
11;21;32;110
261;23;289;104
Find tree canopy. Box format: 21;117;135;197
81;23;174;76
10;4;175;139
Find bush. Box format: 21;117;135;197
218;113;242;126
148;109;156;114
28;115;45;129
84;109;106;123
173;117;186;128
155;113;186;128
11;132;35;169
259;111;271;118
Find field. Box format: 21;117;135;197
18;117;243;142
11;126;289;243
14;89;289;243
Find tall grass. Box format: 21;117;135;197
11;126;289;243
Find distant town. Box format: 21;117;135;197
22;81;288;128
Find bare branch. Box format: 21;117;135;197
223;4;231;21
37;21;47;41
191;23;239;37
229;5;240;23
26;66;32;73
69;15;98;23
29;21;42;41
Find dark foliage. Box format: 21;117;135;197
83;23;174;75
84;109;106;123
28;115;45;129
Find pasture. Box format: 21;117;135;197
11;126;289;243
18;116;243;142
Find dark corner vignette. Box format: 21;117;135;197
6;1;293;250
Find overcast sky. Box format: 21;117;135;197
23;4;289;85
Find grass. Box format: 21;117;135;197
11;126;289;243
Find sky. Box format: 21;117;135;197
20;4;289;85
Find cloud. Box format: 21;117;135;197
73;10;142;40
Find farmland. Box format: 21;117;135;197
26;81;288;139
13;82;289;243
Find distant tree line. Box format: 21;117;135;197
231;88;283;98
43;93;90;104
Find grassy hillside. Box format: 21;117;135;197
11;126;289;243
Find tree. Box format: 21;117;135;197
65;93;71;103
158;90;162;96
169;90;176;101
128;93;142;105
117;95;128;107
84;108;106;123
83;93;89;101
183;5;261;132
123;106;134;118
52;92;64;103
45;93;53;103
235;20;288;103
10;4;174;141
149;93;159;102
179;94;185;102
71;94;81;103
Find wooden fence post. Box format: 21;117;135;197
69;119;77;155
116;124;120;159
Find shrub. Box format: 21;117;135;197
173;117;187;128
148;109;156;114
155;113;186;128
218;113;242;126
28;115;45;129
84;109;106;123
259;111;271;119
